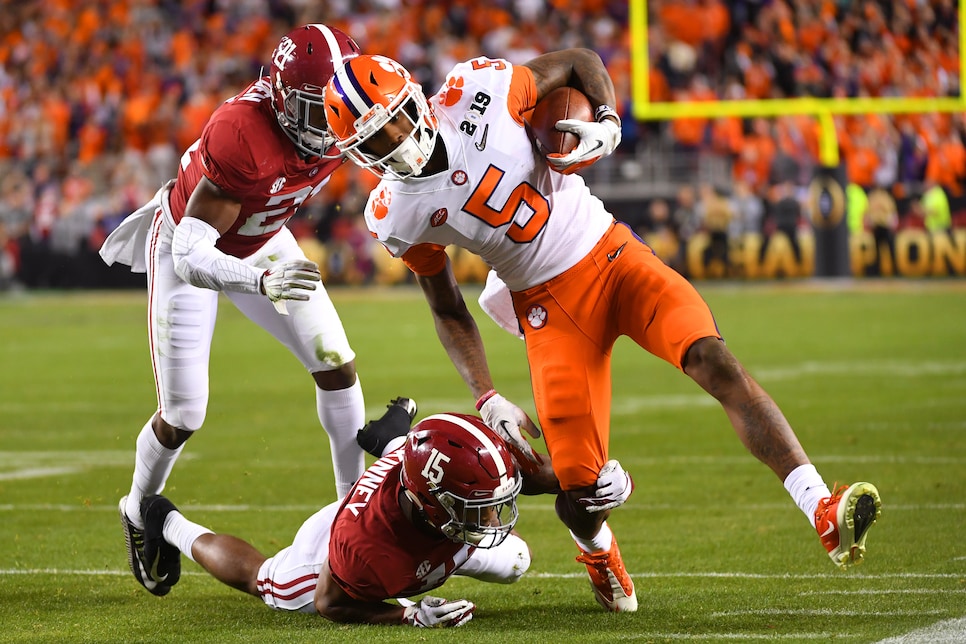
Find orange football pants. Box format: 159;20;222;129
510;221;721;489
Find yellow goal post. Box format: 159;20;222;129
628;0;966;167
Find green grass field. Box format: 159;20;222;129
1;281;965;643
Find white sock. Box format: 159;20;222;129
162;511;213;563
316;377;366;498
783;463;831;528
125;419;184;529
571;522;614;554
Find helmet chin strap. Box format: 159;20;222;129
387;135;431;176
301;131;330;153
440;523;459;539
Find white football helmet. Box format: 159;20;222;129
323;54;438;179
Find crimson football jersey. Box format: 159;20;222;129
327;449;475;602
167;77;343;258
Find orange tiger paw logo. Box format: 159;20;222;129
371;186;392;220
440;76;465;106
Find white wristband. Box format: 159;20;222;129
594;104;621;127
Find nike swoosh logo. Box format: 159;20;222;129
149;555;168;583
607;242;627;262
819;522;836;538
475;124;489;151
587;140;604;154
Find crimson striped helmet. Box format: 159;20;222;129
269;24;360;158
400;413;521;548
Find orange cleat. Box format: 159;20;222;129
814;482;882;569
575;536;638;612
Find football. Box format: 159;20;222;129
527;87;594;157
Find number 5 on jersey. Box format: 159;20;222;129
463;165;550;243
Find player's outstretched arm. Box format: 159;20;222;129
415;260;541;463
314;561;407;625
172;177;320;308
415;262;498;405
514;448;560;496
314;561;474;627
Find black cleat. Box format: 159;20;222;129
388;397;418;422
140;494;182;588
119;496;169;596
356;398;418;457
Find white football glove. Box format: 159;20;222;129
578;459;634;513
546;117;621;175
260;259;321;306
402;596;475;628
479;392;541;463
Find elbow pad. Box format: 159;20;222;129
456;533;531;584
171;217;263;294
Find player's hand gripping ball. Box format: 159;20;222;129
527;87;594;158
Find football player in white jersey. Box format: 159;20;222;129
100;25;369;597
322;50;882;612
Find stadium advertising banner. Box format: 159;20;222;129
680;229;966;280
415;227;966;285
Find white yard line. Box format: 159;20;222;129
712;609;943;617
799;589;966;596
619;634;847;641
874;618;966;644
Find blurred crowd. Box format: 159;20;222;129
0;0;962;290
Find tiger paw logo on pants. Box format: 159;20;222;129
526;305;547;329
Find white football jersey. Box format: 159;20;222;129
364;57;613;292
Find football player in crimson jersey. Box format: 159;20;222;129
322;51;882;611
137;406;563;628
99;25;370;597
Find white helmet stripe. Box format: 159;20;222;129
422;414;508;477
331;63;372;119
306;23;353;68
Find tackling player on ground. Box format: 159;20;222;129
322;49;882;611
136;400;566;627
100;25;369;597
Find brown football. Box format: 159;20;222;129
527;87;594;157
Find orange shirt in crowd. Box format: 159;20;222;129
77;122;107;164
710;116;744;157
733;129;776;192
121;87;160;153
743;59;772;99
844;144;879;188
798;15;827;53
42;91;72;152
925;136;966;197
175;92;220;154
669;82;715;148
649;64;671;103
170;30;196;72
658;0;706;46
701;0;731;46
